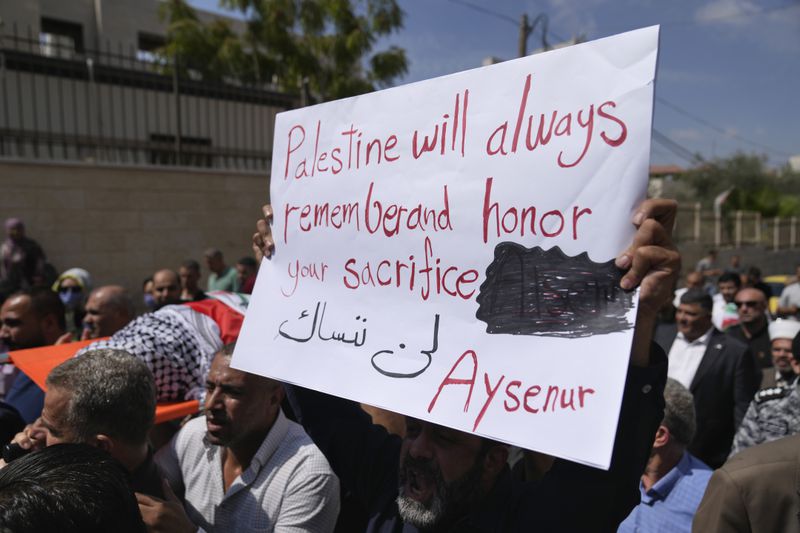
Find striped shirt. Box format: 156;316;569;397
156;410;340;532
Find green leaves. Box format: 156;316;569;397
162;0;408;101
680;152;800;217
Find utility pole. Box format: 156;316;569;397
518;13;549;57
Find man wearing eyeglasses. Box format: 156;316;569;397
726;288;771;370
658;289;759;468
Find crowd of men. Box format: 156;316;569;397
1;210;799;532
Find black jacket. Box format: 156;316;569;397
656;327;758;468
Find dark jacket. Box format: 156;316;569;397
656;328;759;468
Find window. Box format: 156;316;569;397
39;18;84;57
137;33;166;63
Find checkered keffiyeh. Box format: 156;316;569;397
77;310;214;402
76;293;249;402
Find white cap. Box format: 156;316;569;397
768;319;800;342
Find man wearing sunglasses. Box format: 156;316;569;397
726;288;771;370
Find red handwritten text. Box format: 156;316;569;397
482;177;592;243
343;236;479;301
282;182;452;244
412;89;469;159
485;73;627;168
428;349;596;431
284;121;400;180
282;259;329;297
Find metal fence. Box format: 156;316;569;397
0;24;298;171
675;203;799;250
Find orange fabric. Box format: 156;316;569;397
7;340;199;423
153;401;200;424
7;339;98;391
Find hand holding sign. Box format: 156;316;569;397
252;204;274;263
617;199;680;367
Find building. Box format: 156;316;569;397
0;0;296;170
0;0;295;301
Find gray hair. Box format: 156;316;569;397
662;378;696;446
46;349;156;445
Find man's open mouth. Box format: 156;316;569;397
206;416;227;432
404;465;435;505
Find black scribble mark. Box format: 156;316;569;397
475;244;634;338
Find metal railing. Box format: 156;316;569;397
0;24;298;171
674;203;799;250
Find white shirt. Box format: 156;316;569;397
779;283;800;310
667;327;714;389
156;410;340;532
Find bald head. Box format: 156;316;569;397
83;286;134;339
735;287;768;325
685;272;705;289
152;269;180;306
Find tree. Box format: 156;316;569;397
158;0;254;82
680;152;800;217
159;0;408;101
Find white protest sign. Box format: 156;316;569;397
233;26;659;469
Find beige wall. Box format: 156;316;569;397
0;159;269;303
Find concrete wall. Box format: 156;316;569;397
0;159;269;302
677;242;799;281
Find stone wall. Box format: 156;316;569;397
676;243;799;287
0;160;269;305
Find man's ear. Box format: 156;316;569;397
40;313;60;337
269;384;286;408
791;359;800;375
93;434;115;454
652;425;670;449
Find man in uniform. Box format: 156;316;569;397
728;320;800;457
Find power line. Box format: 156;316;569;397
651;129;704;165
443;0;569;43
444;0;518;26
442;0;793;161
656;97;792;158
